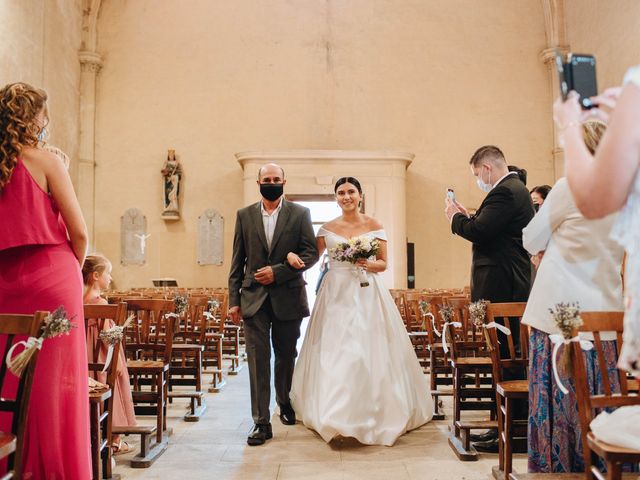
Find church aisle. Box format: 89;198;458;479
116;363;526;479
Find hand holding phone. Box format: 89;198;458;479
555;50;598;109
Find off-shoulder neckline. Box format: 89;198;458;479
319;228;385;240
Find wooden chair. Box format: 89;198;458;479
222;302;243;376
573;312;640;480
202;293;227;392
403;292;431;373
425;294;455;420
485;302;529;480
84;303;128;480
121;298;177;467
169;296;207;420
446;296;495;461
0;312;47;479
509;312;638;480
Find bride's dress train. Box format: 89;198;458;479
290;228;433;446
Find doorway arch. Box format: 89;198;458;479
236;150;413;288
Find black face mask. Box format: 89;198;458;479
260;183;284;201
533;203;540;212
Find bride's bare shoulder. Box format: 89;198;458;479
322;218;342;231
364;215;384;231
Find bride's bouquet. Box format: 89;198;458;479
329;235;380;287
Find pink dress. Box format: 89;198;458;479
85;295;137;429
0;159;91;479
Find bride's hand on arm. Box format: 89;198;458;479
286;252;305;269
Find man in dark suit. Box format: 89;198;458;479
445;145;535;451
229;163;319;446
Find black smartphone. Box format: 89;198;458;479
555;51;598;109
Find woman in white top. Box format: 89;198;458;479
523;121;625;473
555;66;640;377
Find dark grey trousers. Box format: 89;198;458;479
243;300;302;425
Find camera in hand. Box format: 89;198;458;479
555;51;598;109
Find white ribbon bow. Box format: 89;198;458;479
549;334;593;394
203;311;215;320
441;322;462;354
483;322;512;336
101;345;114;373
5;336;43;366
423;312;440;337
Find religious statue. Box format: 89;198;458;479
161;149;182;219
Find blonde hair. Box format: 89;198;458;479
0;83;48;191
82;254;111;286
582;120;607;155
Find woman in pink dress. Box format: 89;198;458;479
0;83;91;478
83;254;137;455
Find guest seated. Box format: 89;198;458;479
83;254;137;455
522;120;625;473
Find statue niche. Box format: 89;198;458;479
161;149;183;220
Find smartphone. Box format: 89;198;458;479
446;189;455;201
555;50;598;109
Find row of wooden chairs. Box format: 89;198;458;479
389;292;640;480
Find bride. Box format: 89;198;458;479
287;176;433;446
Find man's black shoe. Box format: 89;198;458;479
279;404;296;426
472;438;499;453
247;423;273;446
469;430;498;442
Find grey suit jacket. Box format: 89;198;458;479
228;199;319;320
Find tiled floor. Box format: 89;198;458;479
116;362;527;479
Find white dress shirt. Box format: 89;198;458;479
521;178;624;337
261;199;283;249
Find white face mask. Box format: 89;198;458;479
37;127;48;143
476;167;492;193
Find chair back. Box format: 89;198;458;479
571;311;640;474
124;299;178;363
485;302;528;383
445;296;487;361
0;311;48;475
84;303;128;386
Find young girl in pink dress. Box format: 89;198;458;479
0;83;91;478
83;254;137;455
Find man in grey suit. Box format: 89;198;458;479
228;163;319;446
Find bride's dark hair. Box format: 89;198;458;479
334;176;362;194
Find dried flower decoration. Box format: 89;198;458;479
6;306;76;377
469;300;489;327
99;314;135;346
549;302;583;339
174;295;188;315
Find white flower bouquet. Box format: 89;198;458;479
329;235;380;287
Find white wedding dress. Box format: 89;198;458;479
290;228;433;446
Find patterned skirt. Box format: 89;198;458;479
528;327;620;473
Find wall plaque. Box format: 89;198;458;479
197;209;224;265
121;208;148;265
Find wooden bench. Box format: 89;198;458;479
450;419;498;460
111;425;166;468
167;391;206;421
